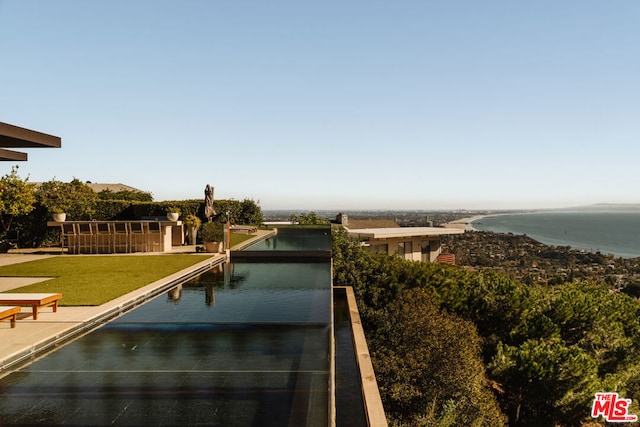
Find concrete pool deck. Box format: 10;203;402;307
0;248;226;374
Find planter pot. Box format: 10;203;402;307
187;226;199;245
53;213;67;222
166;212;179;221
203;241;220;253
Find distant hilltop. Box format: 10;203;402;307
556;203;640;212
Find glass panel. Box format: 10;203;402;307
247;227;331;251
421;240;431;262
370;243;388;254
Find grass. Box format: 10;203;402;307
229;233;254;247
0;255;212;306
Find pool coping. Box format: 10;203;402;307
334;286;388;427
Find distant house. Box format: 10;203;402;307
336;213;464;263
84;183;146;194
32;182;149;196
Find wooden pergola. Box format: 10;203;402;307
0;122;61;161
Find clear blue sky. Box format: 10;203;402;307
1;1;639;210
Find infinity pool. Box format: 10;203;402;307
0;231;333;426
246;227;332;251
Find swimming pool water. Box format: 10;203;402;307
0;260;332;426
246;227;332;251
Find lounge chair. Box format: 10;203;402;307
0;293;62;320
0;306;20;327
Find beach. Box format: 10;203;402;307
443;215;485;230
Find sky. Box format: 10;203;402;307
1;1;639;211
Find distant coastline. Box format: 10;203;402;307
443;215;486;230
458;203;640;233
444;213;522;230
467;211;640;259
464;212;533;231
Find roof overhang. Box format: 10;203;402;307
0;121;62;161
347;227;465;240
0;148;28;161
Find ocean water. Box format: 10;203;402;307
470;211;640;259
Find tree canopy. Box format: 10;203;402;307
0;166;36;233
97;189;153;202
36;178;98;220
332;229;506;425
332;227;640;426
290;211;328;225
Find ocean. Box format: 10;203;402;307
470;211;640;259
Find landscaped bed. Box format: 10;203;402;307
0;255;212;306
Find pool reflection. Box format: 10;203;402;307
0;259;331;426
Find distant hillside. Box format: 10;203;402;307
556;203;640;212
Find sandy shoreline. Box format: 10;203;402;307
442;215;486;230
444;212;523;230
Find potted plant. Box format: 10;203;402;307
51;207;67;222
37;178;99;222
200;221;224;253
183;214;201;245
166;206;181;222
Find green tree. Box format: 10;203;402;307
332;229;506;425
37;178;98;220
208;199;262;226
290;211;328;225
489;338;599;426
0;166;36;233
332;227;640;426
374;288;506;426
97;189;153;202
238;198;263;225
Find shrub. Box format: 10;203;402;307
183;214;201;229
201;221;224;242
37;178;97;220
0;166;36;233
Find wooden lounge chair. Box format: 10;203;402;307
0;306;20;328
0;293;62;320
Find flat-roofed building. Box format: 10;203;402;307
334;211;464;263
347;226;464;262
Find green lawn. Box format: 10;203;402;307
0;255;212;306
230;233;254;247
